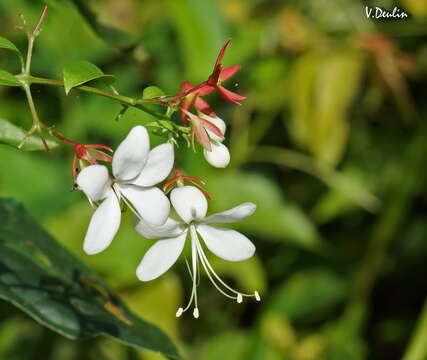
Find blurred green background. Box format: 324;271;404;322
1;0;427;359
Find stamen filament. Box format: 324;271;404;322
112;183;143;221
195;233;257;298
195;238;237;300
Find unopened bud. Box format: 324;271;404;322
201;114;227;142
237;294;243;303
176;308;183;317
254;291;261;301
203;142;230;168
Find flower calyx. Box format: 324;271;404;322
51;131;113;181
163;169;212;199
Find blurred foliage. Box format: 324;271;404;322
0;0;427;359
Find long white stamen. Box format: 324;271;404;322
185;258;193;280
190;225;199;317
176;224;260;317
194;238;237;300
195;235;257;299
112;183;144;221
177;225;200;317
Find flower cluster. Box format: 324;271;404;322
75;125;260;317
2;4;259;320
170;39;243;168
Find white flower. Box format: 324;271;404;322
135;185;260;318
76;126;174;255
201;114;230;168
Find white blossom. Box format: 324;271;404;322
76;126;174;255
201;114;231;168
135;185;260;318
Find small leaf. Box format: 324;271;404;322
0;70;21;87
0;119;57;151
63;61;115;95
0;199;180;359
143;86;165;99
0;36;23;64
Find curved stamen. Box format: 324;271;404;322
177;225;200;317
195;239;237;300
112;183;144;221
195;232;258;299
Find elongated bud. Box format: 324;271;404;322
254;291;261;301
203;142;230;168
201;114;226;142
176;308;183;317
237;293;243;303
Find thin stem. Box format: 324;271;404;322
402;296;427;360
19;84;49;151
20;75;170;121
25;37;35;74
23;84;41;126
24;6;48;75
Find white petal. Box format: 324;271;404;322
203;142;230;168
170;186;207;223
112;126;150;181
136;232;187;281
119;184;170;225
83;192;121;255
135;217;185;239
76;165;110;202
196;224;255;262
132;143;174;187
203;202;256;224
200;114;226;142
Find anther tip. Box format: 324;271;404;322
193;308;199;319
237;294;243;303
176;308;183;317
254;291;261;301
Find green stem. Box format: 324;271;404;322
21;75;170;120
25;36;35;74
19;84;49;150
402;297;427;360
23;84;41;126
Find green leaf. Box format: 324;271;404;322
0;70;21;87
0;36;23;65
0;119;57;151
143;86;165;99
63;61;115;95
0;199;180;359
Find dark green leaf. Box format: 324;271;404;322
0;70;21;87
0;36;23;64
143;86;165;99
63;61;115;95
0;199;180;359
0;119;57;151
